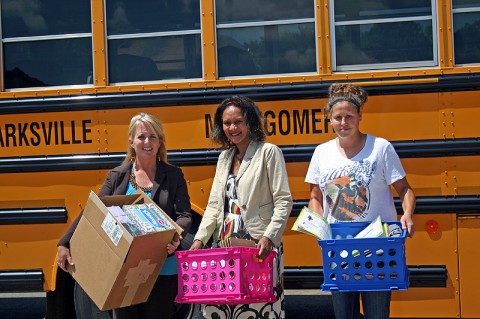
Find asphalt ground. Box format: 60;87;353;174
0;290;335;319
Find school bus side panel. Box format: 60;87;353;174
391;214;460;318
457;215;480;318
0;170;105;291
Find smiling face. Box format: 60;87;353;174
130;121;161;162
330;101;362;139
222;105;250;149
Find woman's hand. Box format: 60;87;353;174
167;232;182;254
257;236;274;260
190;239;203;250
57;246;74;272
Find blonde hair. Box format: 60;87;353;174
325;83;368;115
124;113;168;164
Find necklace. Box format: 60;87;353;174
129;172;153;192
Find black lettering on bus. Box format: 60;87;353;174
207;109;329;138
264;110;275;136
1;120;93;148
5;124;16;147
205;114;214;138
278;110;291;135
18;123;29;146
54;121;59;145
71;120;81;144
42;122;54;145
312;109;325;134
82;120;92;143
0;127;3;147
293;109;309;134
60;121;70;145
30;122;41;146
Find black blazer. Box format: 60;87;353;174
58;161;192;247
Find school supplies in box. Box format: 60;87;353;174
107;206;143;236
220;237;256;248
293;210;400;241
317;221;409;292
146;203;175;229
291;207;332;240
175;247;276;304
122;204;158;234
106;203;176;237
121;204;175;235
353;216;386;238
69;191;181;310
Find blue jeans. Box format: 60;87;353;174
74;282;112;319
331;291;391;319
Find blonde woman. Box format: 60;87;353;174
57;113;191;319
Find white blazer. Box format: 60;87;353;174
194;140;293;247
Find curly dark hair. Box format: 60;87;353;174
210;95;266;148
325;83;368;115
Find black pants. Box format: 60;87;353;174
113;274;178;319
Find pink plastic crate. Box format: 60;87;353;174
175;246;276;304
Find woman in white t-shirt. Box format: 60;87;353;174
305;83;415;319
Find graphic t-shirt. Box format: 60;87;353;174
305;134;405;223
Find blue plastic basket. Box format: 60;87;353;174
317;221;409;292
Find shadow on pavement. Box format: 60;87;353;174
285;294;335;319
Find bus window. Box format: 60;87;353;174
331;0;437;71
452;0;480;65
105;0;202;83
1;0;93;89
215;0;316;77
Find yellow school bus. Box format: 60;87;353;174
1;0;479;318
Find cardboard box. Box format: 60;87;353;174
69;190;182;310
